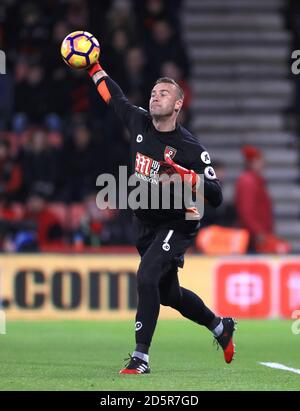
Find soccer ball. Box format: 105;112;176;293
61;31;100;69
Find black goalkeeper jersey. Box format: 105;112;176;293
100;76;222;231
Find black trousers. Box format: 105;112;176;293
134;218;215;348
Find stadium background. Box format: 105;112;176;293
0;0;300;391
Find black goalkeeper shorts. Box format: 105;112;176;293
134;217;199;270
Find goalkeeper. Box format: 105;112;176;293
86;58;236;374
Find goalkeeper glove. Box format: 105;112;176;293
88;62;103;77
160;154;200;192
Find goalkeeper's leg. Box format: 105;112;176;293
120;228;193;374
159;263;236;364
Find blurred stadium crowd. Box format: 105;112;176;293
0;0;190;251
0;0;298;253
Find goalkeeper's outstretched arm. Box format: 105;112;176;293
88;62;147;128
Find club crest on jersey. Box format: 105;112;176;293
164;146;177;160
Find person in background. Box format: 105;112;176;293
124;47;152;108
145;19;190;82
14;64;50;124
133;0;183;45
75;191;117;248
235;145;273;252
20;127;60;200
61;123;100;202
0;139;22;201
23;188;64;249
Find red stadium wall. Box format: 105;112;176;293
0;255;299;320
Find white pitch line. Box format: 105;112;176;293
259;362;300;376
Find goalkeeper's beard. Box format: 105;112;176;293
150;107;176;121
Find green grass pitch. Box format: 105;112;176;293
0;319;299;391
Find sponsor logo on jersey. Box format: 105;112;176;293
135;152;160;184
201;151;211;164
136;134;143;143
164;146;177;160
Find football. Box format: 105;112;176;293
61;31;100;69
